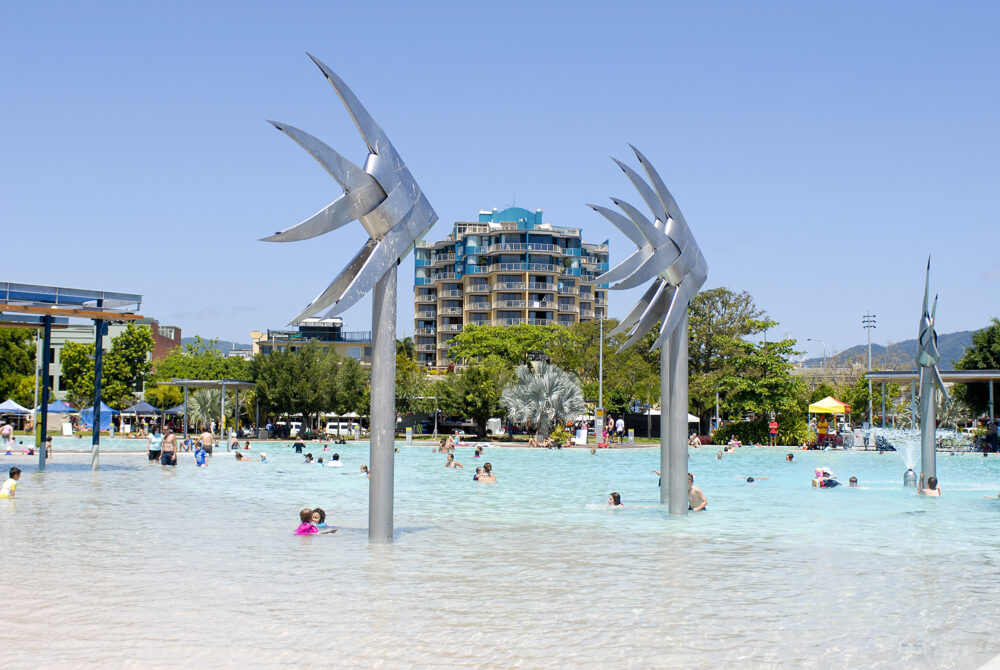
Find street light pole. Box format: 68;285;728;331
863;312;877;425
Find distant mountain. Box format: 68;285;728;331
802;329;976;370
180;336;251;353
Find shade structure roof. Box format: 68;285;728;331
122;401;160;414
808;396;851;415
35;400;76;413
866;369;1000;383
158;378;256;390
80;401;119;416
0;282;143;321
164;403;187;415
0;399;29;414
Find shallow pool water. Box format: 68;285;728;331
3;441;1000;668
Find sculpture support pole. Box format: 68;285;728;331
920;375;936;479
881;382;886;428
38;315;52;470
91;319;105;471
667;311;689;515
369;263;397;542
659;342;670;505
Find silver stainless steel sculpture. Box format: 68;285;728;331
264;54;437;542
917;257;949;481
590;146;707;514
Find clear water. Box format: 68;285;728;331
4;439;1000;669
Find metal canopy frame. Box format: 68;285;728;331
158;379;257;441
0;282;143;471
866;369;1000;427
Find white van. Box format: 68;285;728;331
276;421;303;436
325;421;358;437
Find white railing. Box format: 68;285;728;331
488;263;562;273
484;243;565;254
493;282;526;291
415;294;437;302
494;318;525;326
431;272;456;281
557;286;578;295
439;290;463;298
467;283;490;292
415;328;436;335
415;311;436;319
439;324;463;332
558;304;578;313
527;282;556;291
466;301;491;310
493;300;525;308
528;319;555;326
439;307;462;315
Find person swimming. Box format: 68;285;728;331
608;492;624;508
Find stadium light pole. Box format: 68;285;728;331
863;312;877;425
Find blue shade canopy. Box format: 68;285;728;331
0;399;30;414
164;403;187;415
80;401;119;416
35;400;76;413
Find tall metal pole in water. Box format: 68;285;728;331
916;258;948;480
38;315;52;469
666;315;689;514
588;147;707;518
369;267;397;542
659;343;670;505
91;318;106;471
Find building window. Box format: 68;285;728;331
348;347;362;361
364;347;372;358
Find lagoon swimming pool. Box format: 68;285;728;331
4;440;1000;668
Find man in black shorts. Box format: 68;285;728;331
160;428;178;466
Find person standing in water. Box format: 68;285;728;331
160;428;178;466
688;473;707;511
200;429;215;455
918;473;941;497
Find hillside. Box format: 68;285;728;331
802;329;975;370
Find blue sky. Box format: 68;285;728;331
2;1;997;359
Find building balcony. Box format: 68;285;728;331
483;243;565;254
487;262;568;274
557;320;575;327
417;344;437;352
415;293;437;303
439;323;463;332
528;318;555;326
494;300;526;309
430;272;456;281
468;319;490;327
466;283;490;293
527;282;556;291
595;297;607;305
416;311;437;319
558;304;578;313
528;300;556;309
464;266;488;274
431;253;456;265
580;310;595;318
493;282;526;291
414;327;436;335
495;318;525;326
439;307;462;315
466;301;491;311
557;285;578;295
439;289;463;298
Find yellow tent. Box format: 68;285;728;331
808;396;851;415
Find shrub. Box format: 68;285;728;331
550;424;570;444
711;418;809;446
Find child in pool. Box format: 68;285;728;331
1;467;21;499
310;508;337;531
295;508;318;535
194;445;208;467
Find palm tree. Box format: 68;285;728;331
189;389;221;430
396;336;415;360
501;362;586;440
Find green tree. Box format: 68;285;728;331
718;326;804;420
448;324;580;367
396;336;415;360
954;318;1000;416
144;384;183;409
153;336;250;382
688;288;767;426
395;353;427;416
500;362;586;440
0;329;34;403
60;324;155;409
440;355;512;437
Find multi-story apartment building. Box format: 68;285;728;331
414;207;609;369
250;317;372;365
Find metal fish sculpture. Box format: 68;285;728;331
262;54;437;323
590;146;707;351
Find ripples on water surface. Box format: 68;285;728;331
4;441;1000;668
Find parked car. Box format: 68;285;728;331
325;421;359;437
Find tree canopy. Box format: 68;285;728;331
0;329;34;404
954;318;1000;416
60;323;155;409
